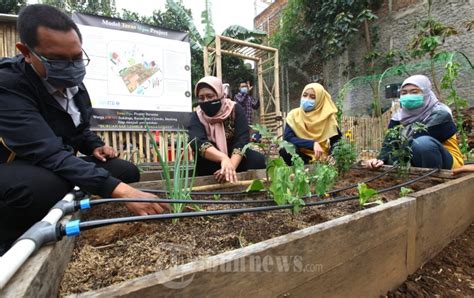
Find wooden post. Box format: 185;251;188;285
215;36;222;79
118;132;124;158
273;50;282;136
125;132;131;160
145;132;151;163
112;131;118;153
138;132;144;164
170;132;176;162
203;46;210;76
257;59;264;120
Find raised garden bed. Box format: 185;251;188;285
2;167;473;297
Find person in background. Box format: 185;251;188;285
366;75;464;170
234;80;260;126
188;76;266;183
280;83;341;164
0;4;168;255
223;83;232;99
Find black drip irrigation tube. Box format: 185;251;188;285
61;168;439;236
90;166;398;207
139;166;397;198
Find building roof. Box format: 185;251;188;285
0;13;18;23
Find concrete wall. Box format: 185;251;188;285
323;0;474;116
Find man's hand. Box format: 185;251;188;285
247;81;253;92
92;145;117;162
112;182;170;216
313;142;324;160
365;159;384;169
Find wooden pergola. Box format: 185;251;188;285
204;35;283;136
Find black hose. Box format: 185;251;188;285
89;198;274;206
139;166;396;198
139;188;266;196
72;168;439;233
304;165;397;198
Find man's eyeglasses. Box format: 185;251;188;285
26;45;90;70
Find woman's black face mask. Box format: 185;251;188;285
199;99;222;117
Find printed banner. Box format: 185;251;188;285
72;13;192;130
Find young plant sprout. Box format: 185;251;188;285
148;129;198;222
399;187;413;197
357;183;379;207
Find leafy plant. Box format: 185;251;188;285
332;131;357;174
0;0;27;14
383;123;427;176
265;155;309;214
245;179;265;192
243;123;296;162
311;162;338;196
399;187;413;197
357;183;378;207
245;124;338;213
440;52;474;157
148;129;197;222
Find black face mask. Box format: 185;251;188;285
199;99;222;117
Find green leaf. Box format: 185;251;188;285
358;183;378;206
400;187;413;197
267;157;286;182
246;179;265;192
166;0;204;47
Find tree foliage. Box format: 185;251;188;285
41;0;117;16
270;0;383;108
271;0;382;62
0;0;27;14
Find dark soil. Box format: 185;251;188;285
60;168;443;295
387;223;474;297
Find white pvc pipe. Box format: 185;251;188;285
0;189;78;289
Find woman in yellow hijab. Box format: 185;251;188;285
281;83;341;164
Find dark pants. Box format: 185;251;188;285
411;136;453;169
279;148;311;165
0;157;139;254
195;149;266;176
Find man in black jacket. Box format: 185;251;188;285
0;4;168;253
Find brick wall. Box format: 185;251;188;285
254;0;288;36
323;0;474;116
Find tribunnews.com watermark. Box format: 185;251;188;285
163;255;323;289
203;255;323;273
162;244;324;289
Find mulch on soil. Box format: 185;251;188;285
387;223;474;297
60;169;442;295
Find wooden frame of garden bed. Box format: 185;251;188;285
2;169;473;297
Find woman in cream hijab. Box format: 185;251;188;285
281;83;341;164
187;76;265;183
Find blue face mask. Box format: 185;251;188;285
300;97;316;112
239;87;248;94
400;94;424;110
